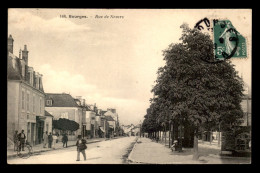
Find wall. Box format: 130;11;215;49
240;99;252;126
45;107;82;140
20;82;45;145
104;111;118;122
44;116;53;133
7;80;45;146
85;111;96;130
7;81;20;141
108;121;116;129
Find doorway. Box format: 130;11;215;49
31;123;35;145
36;121;44;144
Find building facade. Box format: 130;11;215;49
7;35;46;146
45;93;83;140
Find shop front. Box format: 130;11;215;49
36;116;46;145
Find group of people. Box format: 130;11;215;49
42;131;69;149
13;130;88;161
13;130;26;151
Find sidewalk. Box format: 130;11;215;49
7;137;106;159
128;137;251;164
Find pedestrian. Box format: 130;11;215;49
13;130;18;151
76;135;87;161
18;130;26;151
48;132;53;148
52;133;57;149
56;133;59;143
62;133;68;148
43;131;48;148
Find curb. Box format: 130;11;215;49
7;140;102;160
127;137;144;164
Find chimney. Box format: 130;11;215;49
39;74;43;90
19;49;22;59
28;67;34;85
8;35;14;53
35;72;40;89
76;96;82;105
83;99;86;106
22;45;29;65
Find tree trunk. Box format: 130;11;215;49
169;122;171;148
193;133;199;160
171;123;174;145
164;125;166;146
210;131;212;145
218;123;221;147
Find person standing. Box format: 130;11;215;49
13;130;18;151
76;135;87;161
52;133;57;149
43;131;48;148
48;132;53;148
62;133;68;148
56;133;59;143
18;130;26;151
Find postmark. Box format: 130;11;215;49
195;18;247;64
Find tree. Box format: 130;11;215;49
53;118;79;132
148;24;244;160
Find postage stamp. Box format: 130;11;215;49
213;19;247;60
195;18;248;62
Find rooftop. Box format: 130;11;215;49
105;116;115;121
45;110;53;117
45;93;79;107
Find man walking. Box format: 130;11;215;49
18;130;26;151
76;135;87;161
48;132;53;148
43;131;48;148
13;130;18;151
62;133;68;148
52;133;57;149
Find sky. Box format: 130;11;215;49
8;9;252;125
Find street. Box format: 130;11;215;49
8;136;137;164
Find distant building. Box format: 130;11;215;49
221;94;252;153
105;116;116;137
45;93;83;140
85;108;96;138
104;108;120;136
121;124;135;136
7;35;46;146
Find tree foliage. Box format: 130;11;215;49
53;118;79;132
142;23;244;134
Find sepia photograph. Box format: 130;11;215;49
7;8;251;164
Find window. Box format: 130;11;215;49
27;92;30;111
33;95;35;113
46;100;52;106
61;112;68;119
22;91;25;109
39;98;42;114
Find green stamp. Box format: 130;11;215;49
213;19;247;59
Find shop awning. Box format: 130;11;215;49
100;127;105;133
